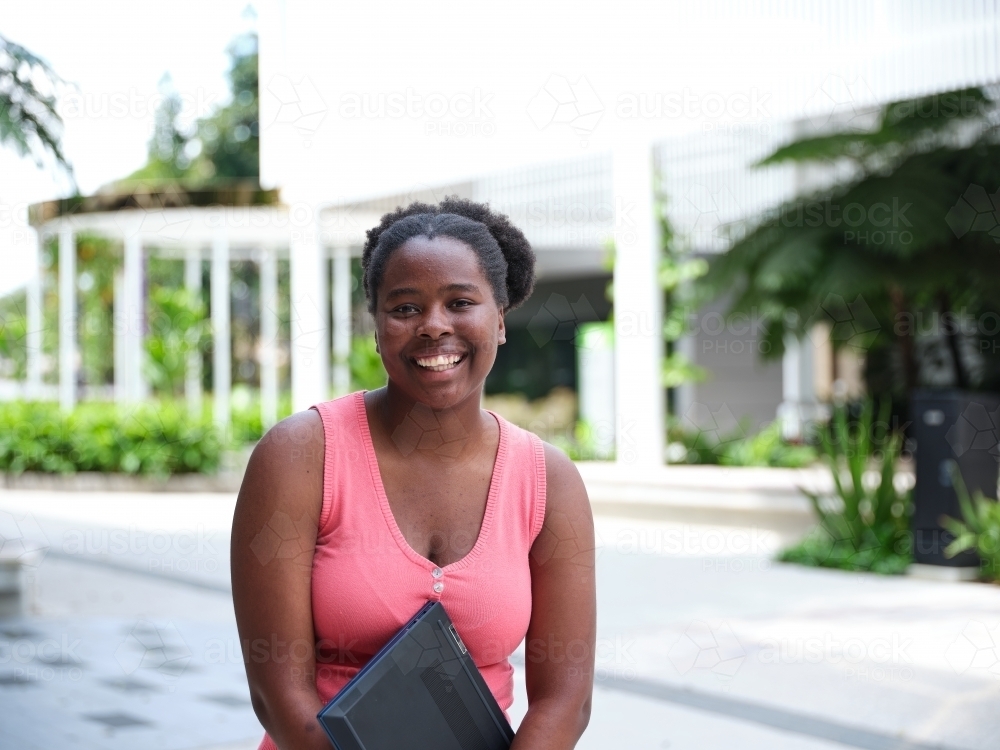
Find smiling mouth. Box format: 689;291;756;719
413;353;466;372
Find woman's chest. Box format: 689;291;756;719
377;452;495;566
311;515;534;665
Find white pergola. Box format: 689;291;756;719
27;187;381;429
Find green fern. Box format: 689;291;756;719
942;466;1000;581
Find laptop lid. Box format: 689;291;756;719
317;600;515;750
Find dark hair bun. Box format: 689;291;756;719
362;196;536;311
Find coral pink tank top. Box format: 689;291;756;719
258;392;546;750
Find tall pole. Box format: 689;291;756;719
612;141;664;466
259;248;279;429
57;226;76;412
290;216;328;412
184;247;203;419
211;230;231;431
121;234;145;402
331;244;351;397
113;270;126;404
26;227;43;400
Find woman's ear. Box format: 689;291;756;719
497;307;506;346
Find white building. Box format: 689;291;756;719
13;2;1000;465
254;0;1000;465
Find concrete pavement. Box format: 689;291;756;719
1;490;998;750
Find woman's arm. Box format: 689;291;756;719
514;444;597;749
231;410;329;750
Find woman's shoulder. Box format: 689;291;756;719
234;409;326;535
249;409;325;479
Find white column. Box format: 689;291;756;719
259;248;279;429
778;333;816;441
673;332;698;423
57;226;76;412
184;247;203;419
26;227;42;399
331;244;351;397
612;141;664;466
211;230;231;430
121;234;145;402
113;270;126;403
577;324;615;458
290;221;328;412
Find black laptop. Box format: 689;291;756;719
317;600;515;750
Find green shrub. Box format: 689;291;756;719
0;401;222;476
350;335;387;391
943;467;1000;582
719;422;817;468
666;419;817;467
145;286;209;396
226;386;293;444
779;400;912;574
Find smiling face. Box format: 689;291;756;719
374;235;506;410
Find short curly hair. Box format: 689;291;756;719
362;196;536;314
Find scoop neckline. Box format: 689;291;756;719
353;391;508;573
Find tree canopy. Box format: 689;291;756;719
705;87;1000;397
0;33;71;176
125;31;259;186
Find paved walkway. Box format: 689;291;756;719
1;490;999;750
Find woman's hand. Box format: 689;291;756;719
514;444;596;749
231;410;330;750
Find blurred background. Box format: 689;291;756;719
1;2;999;749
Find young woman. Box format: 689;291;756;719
231;197;596;750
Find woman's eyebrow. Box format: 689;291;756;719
385;283;480;301
440;283;480;293
384;286;420;300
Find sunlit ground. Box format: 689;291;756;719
1;491;998;750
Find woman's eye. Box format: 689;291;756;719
394;304;418;314
451;299;473;308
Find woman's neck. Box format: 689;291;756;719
366;382;490;446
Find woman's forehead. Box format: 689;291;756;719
385;236;485;277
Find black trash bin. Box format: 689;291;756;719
911;389;1000;568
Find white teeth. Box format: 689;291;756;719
415;354;463;371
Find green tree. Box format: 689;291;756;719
704;87;1000;399
145;285;209;395
0;33;71;175
657;195;708;389
0;292;27;379
126;32;258;186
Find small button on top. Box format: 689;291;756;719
431;567;443;579
432;581;444;593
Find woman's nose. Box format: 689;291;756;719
417;305;453;338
